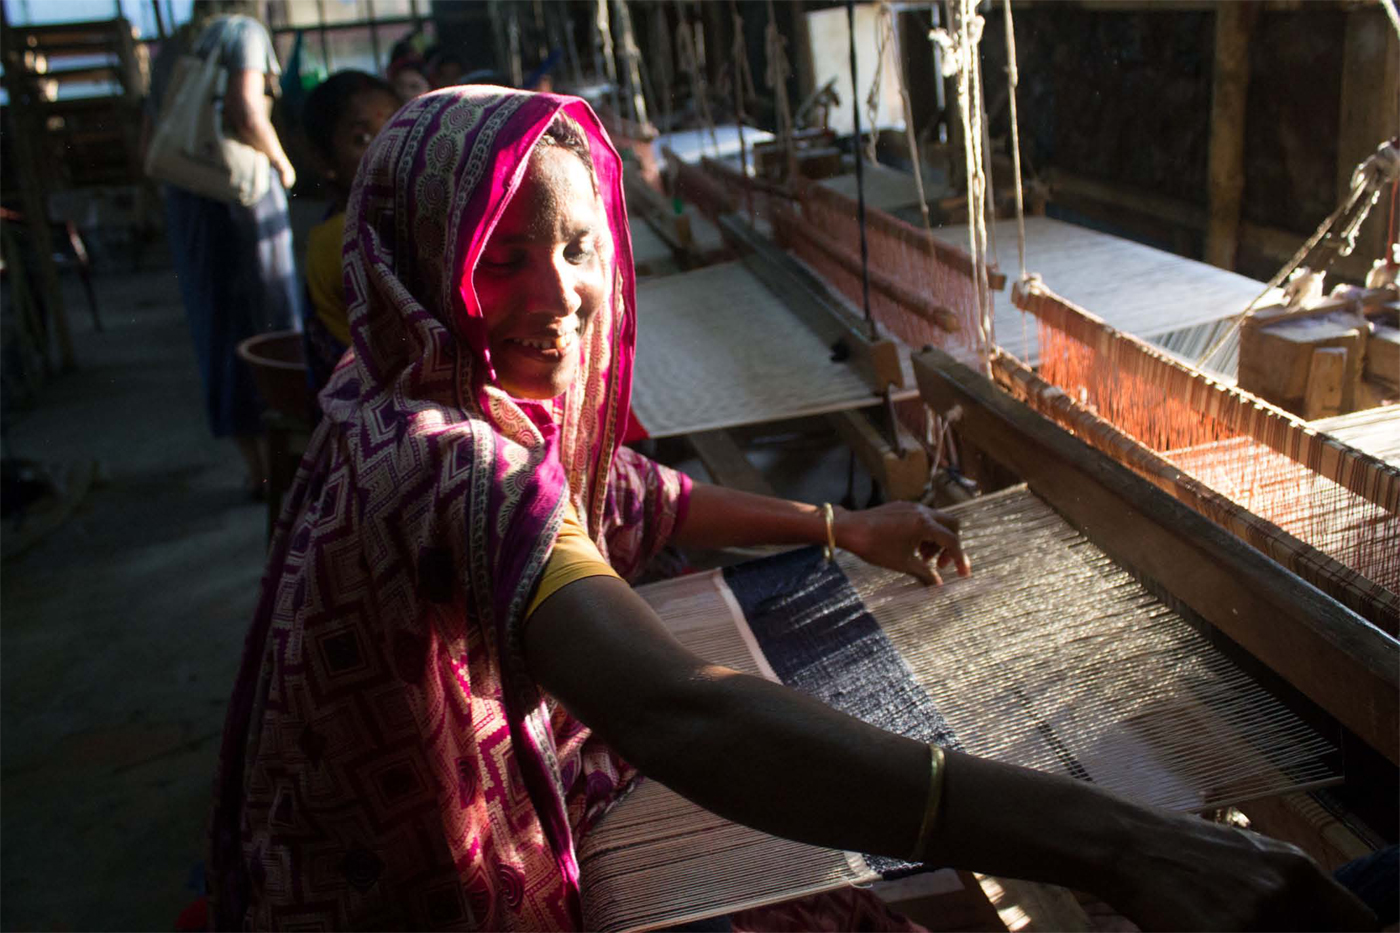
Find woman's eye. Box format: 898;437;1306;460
479;253;523;272
565;241;595;264
352;132;375;147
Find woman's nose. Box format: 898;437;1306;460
532;254;584;318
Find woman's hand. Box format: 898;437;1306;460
1108;809;1377;932
835;502;971;585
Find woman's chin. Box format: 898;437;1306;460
497;362;578;401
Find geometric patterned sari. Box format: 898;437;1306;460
208;87;690;930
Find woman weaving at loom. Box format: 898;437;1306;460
208;87;1373;932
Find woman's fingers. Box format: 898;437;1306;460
920;513;971;577
904;551;942;586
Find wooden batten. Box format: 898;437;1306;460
913;346;1400;765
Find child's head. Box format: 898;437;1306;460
386;53;431;102
303;71;400;198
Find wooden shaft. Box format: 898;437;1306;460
1204;1;1256;270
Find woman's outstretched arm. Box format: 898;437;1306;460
525;574;1374;932
670;481;972;585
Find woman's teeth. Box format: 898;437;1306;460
511;332;575;352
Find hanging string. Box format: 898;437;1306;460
880;2;934;235
1001;0;1033;362
595;0;620;119
846;0;877;340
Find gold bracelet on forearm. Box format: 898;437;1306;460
910;743;947;862
821;502;836;562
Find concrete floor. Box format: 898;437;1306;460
2;264;266;930
0;239;882;930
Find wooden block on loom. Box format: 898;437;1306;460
1304;347;1348;420
827;409;929;501
1365;322;1400;391
1238;310;1367;415
795;147;843;180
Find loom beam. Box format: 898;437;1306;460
913;346;1400;766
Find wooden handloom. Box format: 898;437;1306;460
575;348;1397;933
1011;280;1399;632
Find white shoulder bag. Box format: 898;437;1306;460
145;41;272;207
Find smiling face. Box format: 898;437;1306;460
474;143;608;400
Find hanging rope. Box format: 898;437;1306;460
765;0;796;180
864;5;891;166
594;0;620;117
999;0;1038;362
931;0;993;369
846;0;877;340
675;8;720;158
876;3;935;235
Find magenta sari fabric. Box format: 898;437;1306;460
209;87;690;930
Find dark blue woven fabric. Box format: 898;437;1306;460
721;547;959;876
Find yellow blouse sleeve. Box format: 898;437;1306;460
305;212;351;345
525;503;622;619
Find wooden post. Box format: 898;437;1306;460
0;12;76;371
1336;6;1400;267
1204;1;1256;270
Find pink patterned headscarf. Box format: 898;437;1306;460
210;87;690;930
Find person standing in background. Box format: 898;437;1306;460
145;2;302;498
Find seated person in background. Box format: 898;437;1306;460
299;71;400;393
386;51;430;101
427;47;467;87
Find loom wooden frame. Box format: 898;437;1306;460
913;346;1400;766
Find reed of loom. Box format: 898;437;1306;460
1012;280;1400;631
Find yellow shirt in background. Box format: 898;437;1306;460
305;211;351;346
525;504;621;618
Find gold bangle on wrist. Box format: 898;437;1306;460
821;502;836;562
910;743;946;862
